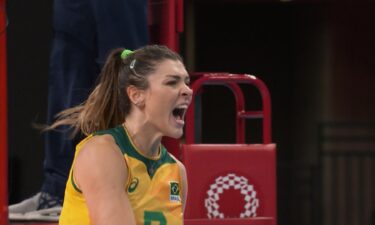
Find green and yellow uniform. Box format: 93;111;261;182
59;125;183;225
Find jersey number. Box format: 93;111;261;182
144;211;166;225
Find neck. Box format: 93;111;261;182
123;117;162;159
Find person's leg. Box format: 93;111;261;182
40;0;148;202
9;0;98;220
42;0;149;197
43;0;149;193
41;0;98;201
8;32;98;221
41;32;99;200
91;0;149;65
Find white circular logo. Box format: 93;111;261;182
204;173;259;218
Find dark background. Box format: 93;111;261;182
6;0;375;224
7;0;50;205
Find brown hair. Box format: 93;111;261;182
46;45;183;136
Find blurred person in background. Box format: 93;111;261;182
9;0;148;221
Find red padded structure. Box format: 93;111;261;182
183;144;276;224
182;73;277;225
0;0;8;224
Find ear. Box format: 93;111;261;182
127;85;145;107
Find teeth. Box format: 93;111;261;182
176;105;188;109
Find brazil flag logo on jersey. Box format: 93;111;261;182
169;181;181;202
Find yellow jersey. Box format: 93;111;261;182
59;125;183;225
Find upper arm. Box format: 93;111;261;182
73;135;136;225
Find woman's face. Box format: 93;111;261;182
143;59;193;138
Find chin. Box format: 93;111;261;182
166;129;184;139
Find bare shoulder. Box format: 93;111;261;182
77;134;122;161
83;134;117;150
169;153;186;173
169;153;187;186
73;134;127;190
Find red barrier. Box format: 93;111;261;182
182;144;276;224
0;0;8;224
182;73;277;225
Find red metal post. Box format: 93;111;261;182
185;73;272;144
226;82;246;143
0;0;8;224
149;0;183;51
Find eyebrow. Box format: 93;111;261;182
166;74;190;81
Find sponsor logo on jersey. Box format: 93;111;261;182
128;177;139;193
169;181;181;202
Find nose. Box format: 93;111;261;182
181;83;193;97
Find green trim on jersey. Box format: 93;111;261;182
94;125;176;178
71;170;82;193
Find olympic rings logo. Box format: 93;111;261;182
204;173;259;218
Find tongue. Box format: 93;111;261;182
174;115;184;125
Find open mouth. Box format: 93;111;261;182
172;106;187;122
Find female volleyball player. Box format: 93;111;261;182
50;45;192;224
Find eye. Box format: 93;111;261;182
166;80;178;86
